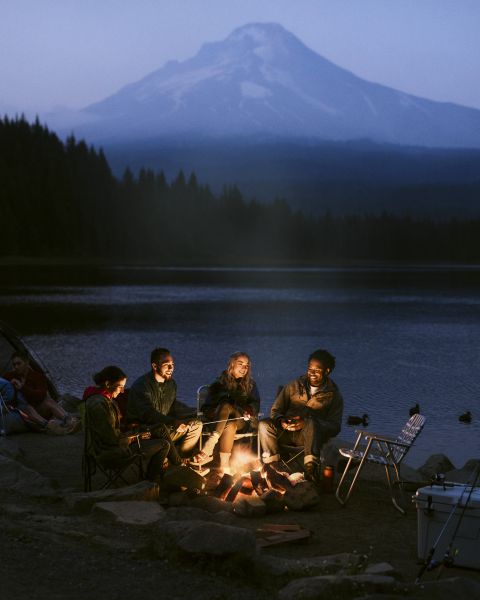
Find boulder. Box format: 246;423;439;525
64;481;159;513
399;462;425;483
233;497;267;518
154;519;257;559
283;481;320;511
165;506;236;525
93;500;166;525
364;562;399;577
188;494;234;513
418;454;456;479
260;488;286;513
278;574;398;600
0;455;58;498
445;459;480;484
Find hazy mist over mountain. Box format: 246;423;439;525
52;23;480;149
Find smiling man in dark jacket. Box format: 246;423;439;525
127;347;203;462
259;348;343;483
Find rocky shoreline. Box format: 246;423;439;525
1;432;479;600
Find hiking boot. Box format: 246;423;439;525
44;419;69;435
65;416;82;434
304;462;321;485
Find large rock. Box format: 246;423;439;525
283;481;320;511
165;506;236;525
64;481;159;513
93;500;166;525
233;497;266;518
399;462;425;483
154;519;257;558
278;574;398;600
418;454;456;479
188;494;234;513
0;455;58;498
445;459;480;484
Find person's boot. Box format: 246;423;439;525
304;461;320;485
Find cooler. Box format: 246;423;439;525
415;483;480;569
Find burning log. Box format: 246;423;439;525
262;464;293;493
213;473;235;500
225;476;249;502
250;470;268;495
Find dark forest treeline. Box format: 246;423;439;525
1;116;479;263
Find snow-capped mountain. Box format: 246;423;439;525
57;22;480;147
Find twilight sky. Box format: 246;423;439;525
1;0;480;114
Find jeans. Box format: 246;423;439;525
259;417;331;464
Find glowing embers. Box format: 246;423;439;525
208;447;305;502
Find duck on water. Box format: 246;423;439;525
346;414;369;426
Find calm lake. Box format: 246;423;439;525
1;265;479;469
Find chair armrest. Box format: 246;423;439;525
364;434;411;448
355;429;382;436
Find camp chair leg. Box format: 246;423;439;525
387;463;408;515
335;438;373;506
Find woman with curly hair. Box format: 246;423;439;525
198;352;260;473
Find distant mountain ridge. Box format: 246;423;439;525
56;22;480;148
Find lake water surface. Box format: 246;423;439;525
1;266;479;469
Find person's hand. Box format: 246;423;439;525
243;406;254;420
175;421;188;434
10;378;22;389
281;415;304;431
139;430;151;440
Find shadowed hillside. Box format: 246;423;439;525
2;117;480;264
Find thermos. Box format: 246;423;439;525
322;465;335;493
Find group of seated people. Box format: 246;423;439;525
83;346;343;485
0;351;80;435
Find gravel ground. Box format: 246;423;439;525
1;432;479;600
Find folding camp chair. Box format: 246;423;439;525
82;409;144;492
196;385;260;458
335;413;427;514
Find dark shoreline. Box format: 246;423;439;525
2;261;480;288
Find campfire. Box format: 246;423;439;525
208;447;305;503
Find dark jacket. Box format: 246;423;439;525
204;377;260;417
126;372;178;426
85;392;131;461
271;375;343;439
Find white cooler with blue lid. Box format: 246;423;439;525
415;483;480;569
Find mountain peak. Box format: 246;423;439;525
227;22;293;45
72;22;480;148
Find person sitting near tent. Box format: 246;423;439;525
200;351;260;474
127;347;205;466
83;365;170;483
259;348;343;484
0;377;31;435
4;351;80;434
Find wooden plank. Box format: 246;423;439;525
256;523;302;533
257;529;311;547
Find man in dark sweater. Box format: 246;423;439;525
127;348;203;462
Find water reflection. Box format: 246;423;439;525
1;277;479;469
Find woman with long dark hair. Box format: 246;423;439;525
198;352;260;474
83;365;170;482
